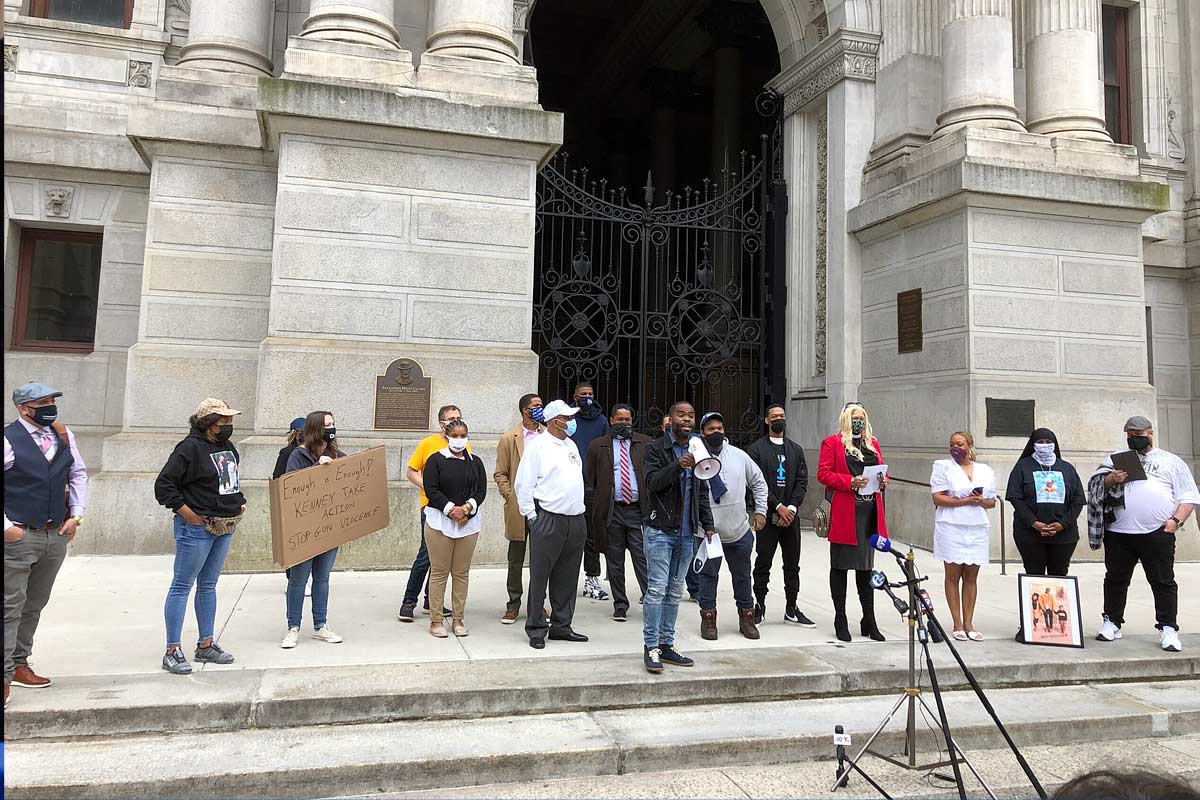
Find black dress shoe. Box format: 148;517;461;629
548;630;589;642
529;638;545;649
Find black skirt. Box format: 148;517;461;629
829;495;877;572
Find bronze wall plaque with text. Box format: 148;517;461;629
897;288;923;354
374;358;432;431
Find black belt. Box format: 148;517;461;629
614;501;638;507
15;522;56;531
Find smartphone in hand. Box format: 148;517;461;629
971;487;984;496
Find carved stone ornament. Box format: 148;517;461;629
814;111;828;378
1166;93;1185;162
769;30;880;115
3;44;17;73
45;187;75;218
127;60;153;88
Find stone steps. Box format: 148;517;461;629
6;678;1199;800
5;637;1196;741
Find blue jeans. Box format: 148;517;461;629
642;525;691;649
286;547;338;629
697;531;755;611
164;516;235;647
403;509;431;606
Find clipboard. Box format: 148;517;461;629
1110;450;1147;482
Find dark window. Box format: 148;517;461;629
28;0;133;29
12;228;103;354
1102;5;1131;144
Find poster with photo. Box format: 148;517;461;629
210;451;240;495
1017;574;1084;648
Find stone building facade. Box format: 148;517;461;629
3;0;1198;567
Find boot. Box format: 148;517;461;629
738;608;760;640
859;593;886;642
700;608;718;640
831;569;852;642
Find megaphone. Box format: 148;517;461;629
687;437;722;481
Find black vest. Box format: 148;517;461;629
4;421;73;528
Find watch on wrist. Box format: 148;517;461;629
72;515;84;526
1169;516;1182;527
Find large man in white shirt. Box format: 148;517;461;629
1096;415;1198;652
515;399;589;649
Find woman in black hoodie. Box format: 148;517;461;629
1006;428;1085;579
154;398;246;675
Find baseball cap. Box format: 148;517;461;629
289;417;306;431
1123;415;1153;432
195;398;242;418
699;411;724;428
12;382;62;406
542;399;580;422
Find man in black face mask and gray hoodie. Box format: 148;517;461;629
569;382;611;601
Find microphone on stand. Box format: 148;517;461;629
834;724;850;788
869;570;909;614
869;534;909;564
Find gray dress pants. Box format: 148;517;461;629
525;508;587;640
5;527;70;683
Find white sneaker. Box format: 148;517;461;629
1096;618;1122;642
1161;626;1182;652
313;626;344;644
281;627;300;649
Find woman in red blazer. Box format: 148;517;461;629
817;403;889;642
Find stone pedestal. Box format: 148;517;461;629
1024;0;1111;141
176;0;274;76
299;0;400;50
934;0;1024;138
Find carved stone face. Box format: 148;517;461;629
45;187;73;217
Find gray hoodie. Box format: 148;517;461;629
697;441;769;543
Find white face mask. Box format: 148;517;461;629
448;437;468;453
1032;442;1056;466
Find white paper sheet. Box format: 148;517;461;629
859;464;888;496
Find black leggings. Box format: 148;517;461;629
1015;538;1076;577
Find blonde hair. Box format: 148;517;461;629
838;404;878;461
950;430;977;462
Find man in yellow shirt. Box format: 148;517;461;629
398;405;465;622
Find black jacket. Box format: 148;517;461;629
154;431;245;518
285;444;345;474
1005;456;1085;544
747;435;808;524
642;433;714;534
424;449;488;514
273;442;299;480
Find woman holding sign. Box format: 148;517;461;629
280;411;346;649
817;403;890;644
423;418;488;638
930;431;997;642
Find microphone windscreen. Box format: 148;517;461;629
869;533;890;553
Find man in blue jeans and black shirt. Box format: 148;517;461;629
641;401;714;673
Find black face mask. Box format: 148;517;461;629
30;404;58;427
1127;435;1151;453
851;419;865;436
769;419;785;435
215;425;234;443
612;423;632;440
323;428;337;442
703;432;725;452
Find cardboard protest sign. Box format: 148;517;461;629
270;446;390;569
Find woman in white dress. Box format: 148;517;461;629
930;431;997;641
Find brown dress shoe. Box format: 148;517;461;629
12;665;51;688
501;609;519;624
738;608;761;640
4;683;9;708
700;608;718;641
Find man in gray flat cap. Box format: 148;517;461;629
1094;415;1198;653
3;382;88;708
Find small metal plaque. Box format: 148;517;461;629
986;398;1035;438
897;288;923;354
373;358;432;431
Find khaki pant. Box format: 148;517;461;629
425;523;478;624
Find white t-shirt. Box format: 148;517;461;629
930;459;996;528
1102;448;1200;534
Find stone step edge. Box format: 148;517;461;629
6;683;1198;800
6;640;1196;742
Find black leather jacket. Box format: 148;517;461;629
641;433;714;534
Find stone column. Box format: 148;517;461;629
177;0;274;76
299;0;401;49
425;0;519;64
868;0;941;170
933;0;1024;137
1023;0;1111;140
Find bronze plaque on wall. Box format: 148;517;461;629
374;358;432;431
897;288;923;354
986;398;1035;437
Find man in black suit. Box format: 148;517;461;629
747;403;814;627
585;404;652;622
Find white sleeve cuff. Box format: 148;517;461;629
787;505;797;514
443;502;455;515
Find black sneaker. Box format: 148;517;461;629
753;602;766;625
612;608;628;622
658;644;694;667
644;646;664;674
784;607;817;627
194;642;234;665
398;602;416;622
162;646;192;675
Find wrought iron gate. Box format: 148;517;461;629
532;104;785;445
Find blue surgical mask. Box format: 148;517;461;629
565;418;578;437
530;406;545;424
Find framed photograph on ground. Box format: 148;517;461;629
1018;574;1084;648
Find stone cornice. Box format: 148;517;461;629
767;29;880;115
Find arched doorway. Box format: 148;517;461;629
527;0;787;442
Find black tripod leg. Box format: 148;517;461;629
922;608;1048;800
846;760;896;800
916;613;967;800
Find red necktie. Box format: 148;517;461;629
37;429;53;455
619;440;632;503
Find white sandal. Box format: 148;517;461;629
952;630;969;641
966;630;984;642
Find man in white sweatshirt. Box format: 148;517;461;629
694;412;769;640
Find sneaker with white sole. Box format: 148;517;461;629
583;576;609;601
313;626;344;644
1096;617;1122;642
281;627;300;649
1161;626;1183;652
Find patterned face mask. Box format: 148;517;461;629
851;419;865;436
